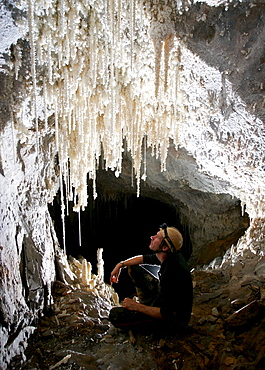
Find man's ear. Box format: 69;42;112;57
162;244;170;252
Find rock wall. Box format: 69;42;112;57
0;122;58;367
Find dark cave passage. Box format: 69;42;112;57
49;190;193;286
49;157;250;298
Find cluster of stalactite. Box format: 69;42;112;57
10;0;265;250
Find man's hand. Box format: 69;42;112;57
122;298;140;311
109;256;143;285
110;264;122;284
122;298;163;319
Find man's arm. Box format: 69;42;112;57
110;255;143;284
122;298;163;319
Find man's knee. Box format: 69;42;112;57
128;265;142;281
128;265;158;288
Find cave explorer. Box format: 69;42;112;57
109;223;193;333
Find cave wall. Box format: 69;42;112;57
0;0;265;368
0;124;58;366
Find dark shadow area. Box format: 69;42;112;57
48;187;193;289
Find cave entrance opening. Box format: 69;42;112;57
49;189;192;287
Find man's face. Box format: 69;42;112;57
149;231;164;252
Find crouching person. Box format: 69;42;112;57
109;224;193;333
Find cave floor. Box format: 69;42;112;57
8;269;265;370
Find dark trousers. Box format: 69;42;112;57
109;265;161;329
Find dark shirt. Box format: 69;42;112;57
143;252;193;326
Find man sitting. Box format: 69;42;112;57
109;223;193;333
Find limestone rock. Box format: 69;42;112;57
226;300;264;329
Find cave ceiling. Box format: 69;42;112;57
1;0;264;221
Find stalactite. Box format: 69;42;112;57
117;0;121;45
89;10;96;89
59;166;66;253
163;33;174;93
130;0;135;70
78;211;82;246
109;0;116;151
142;130;147;181
103;0;109;88
131;164;134;187
64;165;70;216
63;69;70;131
43;82;48;131
54;97;59;152
47;33;53;84
13;0;265;223
154;38;163;98
23;0;184;210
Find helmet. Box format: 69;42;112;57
160;223;183;252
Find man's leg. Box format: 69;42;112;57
109;306;155;328
109;265;160;329
128;265;159;306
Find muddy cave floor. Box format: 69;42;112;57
9;269;265;370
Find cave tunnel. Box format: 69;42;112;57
49;155;250;299
49;187;193;287
49;148;251;297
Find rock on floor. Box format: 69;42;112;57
8;268;265;369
